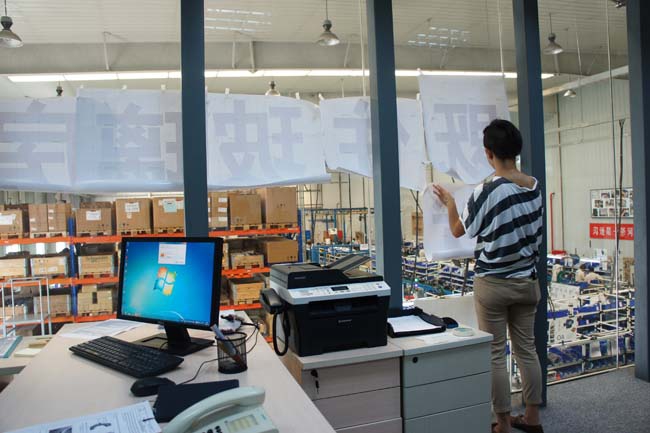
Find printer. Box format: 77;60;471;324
260;255;391;357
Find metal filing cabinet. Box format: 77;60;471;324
391;331;493;433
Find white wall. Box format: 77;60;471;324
549;79;633;259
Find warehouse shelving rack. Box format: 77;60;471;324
0;226;301;326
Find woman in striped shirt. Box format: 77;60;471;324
433;119;544;433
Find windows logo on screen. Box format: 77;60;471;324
153;267;176;296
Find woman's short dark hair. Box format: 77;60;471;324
483;119;522;160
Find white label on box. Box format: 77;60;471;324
218;217;228;222
0;214;16;225
158;243;187;265
29;218;36;222
86;210;101;221
126;213;132;219
48;266;59;272
124;202;140;213
218;197;228;203
218;207;228;213
162;199;178;213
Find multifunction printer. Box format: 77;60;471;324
260;255;391;357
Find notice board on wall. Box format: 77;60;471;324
590;188;633;218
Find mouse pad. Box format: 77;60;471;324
154;380;240;422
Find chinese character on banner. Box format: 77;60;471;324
593;226;599;236
599;227;606;236
605;227;612;237
627;227;634;238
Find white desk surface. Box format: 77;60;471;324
0;323;335;433
287;341;403;370
389;328;493;356
0;336;50;376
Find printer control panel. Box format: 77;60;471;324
289;281;390;299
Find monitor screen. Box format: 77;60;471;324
118;238;222;328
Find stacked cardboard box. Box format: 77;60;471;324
34;294;71;316
222;242;230;270
411;212;423;237
0;209;27;237
27;204;49;234
255;237;299;264
30;254;68;277
47;203;72;233
77;286;113;314
229;193;262;227
0;256;29;279
78;254;115;277
75;203;114;234
153;197;185;232
115;198;152;234
229;277;265;304
230;252;265;269
258;187;297;226
208;192;229;229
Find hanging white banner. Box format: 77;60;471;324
75;89;183;192
321;97;428;190
422;183;477;261
206;94;329;189
419;76;509;184
0;97;75;191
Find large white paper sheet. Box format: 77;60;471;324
423;183;477;260
419;76;509;184
7;402;160;433
60;319;144;340
0;97;75;191
321;97;428;190
75;89;183;192
206;94;329;188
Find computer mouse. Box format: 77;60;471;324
130;377;175;397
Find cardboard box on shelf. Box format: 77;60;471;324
208;192;229;229
81;284;98;293
230;253;265;270
153;196;185;231
229;277;265;304
34;294;71;316
80;201;113;209
75;206;114;234
228;193;262;227
0;256;29;279
0;209;27;236
222;242;230;270
30;255;68;277
47;203;72;232
27;204;49;233
256;237;299;264
115;198;152;233
77;290;113;314
257;187;297;226
78;254;115;277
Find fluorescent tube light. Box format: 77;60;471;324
63;73;118;81
117;72;170;80
216;70;263;78
7;74;65;82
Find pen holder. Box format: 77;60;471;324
216;331;248;374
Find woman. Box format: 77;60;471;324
433;119;544;433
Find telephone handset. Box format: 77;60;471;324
163;386;278;433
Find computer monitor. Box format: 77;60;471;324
117;237;223;356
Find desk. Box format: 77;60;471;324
0;336;49;376
0;323;335;433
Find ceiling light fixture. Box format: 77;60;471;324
265;80;280;96
0;0;22;48
543;13;563;55
563;89;577;98
317;0;340;47
6;69;555;83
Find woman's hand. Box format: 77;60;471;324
432;184;456;210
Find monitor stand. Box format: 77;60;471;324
135;323;213;356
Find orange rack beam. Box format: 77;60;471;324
0;236;71;246
222;303;262;311
222;268;270;278
74;313;117;323
73;276;119;285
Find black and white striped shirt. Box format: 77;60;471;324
460;177;543;279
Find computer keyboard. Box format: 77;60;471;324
69;336;184;378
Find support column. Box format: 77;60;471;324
180;0;209;237
627;0;650;382
366;0;403;311
512;0;548;403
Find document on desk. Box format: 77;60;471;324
388;316;442;333
60;319;145;340
7;401;160;433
